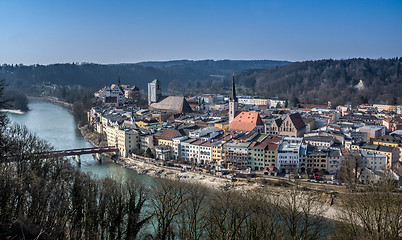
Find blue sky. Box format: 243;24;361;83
1;0;401;64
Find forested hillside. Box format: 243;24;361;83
2;58;401;106
0;60;289;94
227;58;402;106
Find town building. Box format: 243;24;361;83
227;141;250;169
270;113;306;137
327;149;344;174
306;146;329;173
148;79;162;105
229;111;264;133
149;96;193;113
94;80;126;105
277;137;306;173
360;150;389;171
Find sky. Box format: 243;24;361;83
0;0;401;65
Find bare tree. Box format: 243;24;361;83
176;183;209;240
125;176;152;240
206;190;251;240
271;184;329;240
334;177;402;240
244;190;284;240
338;151;361;187
151;179;188;240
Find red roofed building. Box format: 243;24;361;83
229;111;264;133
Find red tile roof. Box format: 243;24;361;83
229;111;264;132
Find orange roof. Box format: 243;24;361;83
229;112;263;132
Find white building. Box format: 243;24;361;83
269;99;286;108
105;125;139;157
180;138;197;161
188;127;222;139
117;129;140;158
277;137;305;173
95;83;126;105
148;79;162;105
199;141;212;165
172;136;188;160
360;150;389;171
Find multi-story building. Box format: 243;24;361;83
227;141;250;169
248;136;282;170
188;139;205;164
360;150;389;170
359;125;386;141
269;99;286;108
180;138;197;162
117;128;140;158
359;144;399;168
148;79;162;105
304;136;335;148
373;135;402;148
139;134;154;152
248;141;267;171
306;146;329;173
253;98;269;106
104;125;139;157
327;149;344;174
211;141;224;164
277;137;306;173
199;141;212;165
172;136;188;160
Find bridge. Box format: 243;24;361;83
47;147;119;165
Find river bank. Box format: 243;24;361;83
28;96;73;110
0;109;26;114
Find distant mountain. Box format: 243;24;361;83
222;58;402;106
1;60;290;94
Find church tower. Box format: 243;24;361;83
229;74;238;125
148;78;162;106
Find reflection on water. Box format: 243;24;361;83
8;100;139;179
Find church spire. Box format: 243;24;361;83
228;74;238;125
230;74;237;102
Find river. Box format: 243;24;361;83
7;100;138;179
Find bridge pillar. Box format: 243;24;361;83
95;153;102;163
75;155;81;166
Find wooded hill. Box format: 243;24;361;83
0;60;290;94
2;58;401;106
225;58;402;106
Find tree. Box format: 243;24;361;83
151;180;188;240
271;184;329;240
334;177;402;239
145;148;154;158
337;152;361;187
176;183;209;240
206;190;251;239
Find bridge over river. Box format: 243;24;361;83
47;147;119;165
